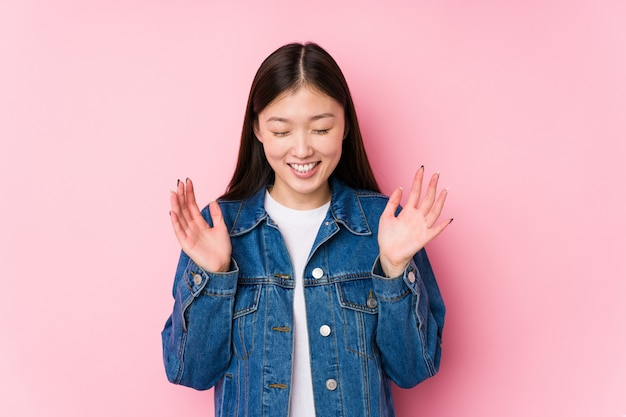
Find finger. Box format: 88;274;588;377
382;187;403;218
425;187;448;228
170;189;183;219
185;178;196;206
175;178;185;202
427;217;454;241
169;209;188;243
208;200;227;231
175;179;186;211
184;178;204;221
172;182;189;229
170;188;180;213
406;166;425;208
176;178;194;223
418;172;440;214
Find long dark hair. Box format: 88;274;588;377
220;42;380;201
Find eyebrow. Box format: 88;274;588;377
265;113;336;123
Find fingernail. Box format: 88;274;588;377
420;165;424;170
169;211;171;216
449;218;454;224
177;179;180;186
186;177;190;183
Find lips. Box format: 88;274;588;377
288;162;319;174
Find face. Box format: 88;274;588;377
255;86;345;210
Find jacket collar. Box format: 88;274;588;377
228;176;371;236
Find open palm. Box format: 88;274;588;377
169;178;231;273
378;167;452;278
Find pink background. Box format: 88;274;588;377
1;1;625;416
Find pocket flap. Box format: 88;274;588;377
336;279;378;314
233;284;261;318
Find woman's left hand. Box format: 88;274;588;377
378;166;452;278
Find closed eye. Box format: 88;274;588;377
313;129;330;135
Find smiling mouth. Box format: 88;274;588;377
289;162;319;174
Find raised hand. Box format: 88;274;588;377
378;166;452;278
169;178;232;273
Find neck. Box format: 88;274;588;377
267;184;331;210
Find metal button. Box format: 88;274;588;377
312;268;324;279
408;271;416;283
193;273;202;286
325;378;337;391
319;325;331;337
366;297;378;309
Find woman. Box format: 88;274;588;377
162;42;451;417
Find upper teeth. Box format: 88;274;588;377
290;163;317;173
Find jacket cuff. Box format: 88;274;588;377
371;256;421;300
180;258;239;298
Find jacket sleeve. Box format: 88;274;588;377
161;246;239;390
371;248;445;388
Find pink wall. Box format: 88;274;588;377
1;1;625;416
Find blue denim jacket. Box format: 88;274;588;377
162;177;445;417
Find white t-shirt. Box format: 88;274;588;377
264;191;330;417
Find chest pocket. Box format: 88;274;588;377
232;284;261;360
335;278;378;359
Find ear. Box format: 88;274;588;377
253;119;263;143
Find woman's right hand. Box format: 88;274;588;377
169;178;232;273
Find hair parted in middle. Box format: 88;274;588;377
220;42;380;201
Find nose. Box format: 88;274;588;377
291;131;313;158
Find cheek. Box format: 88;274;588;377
321;137;344;159
260;139;285;160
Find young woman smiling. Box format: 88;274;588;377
162;42;451;417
